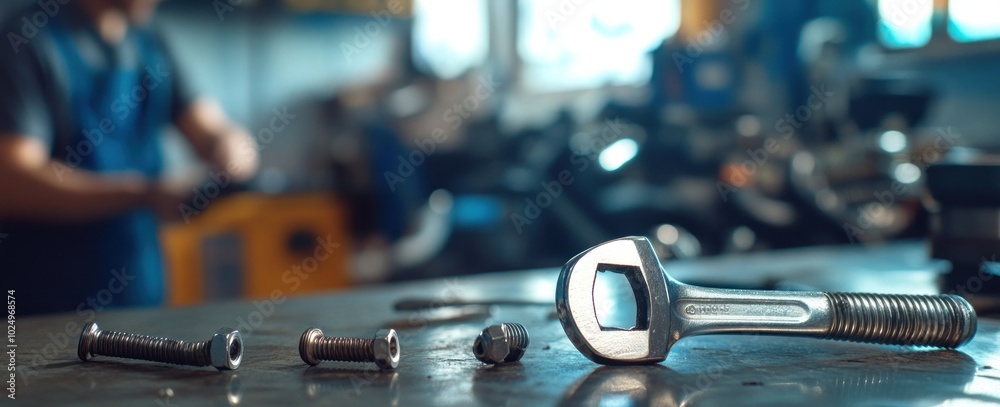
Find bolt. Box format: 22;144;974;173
77;322;242;370
473;323;530;364
299;327;399;369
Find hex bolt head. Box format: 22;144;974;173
473;323;530;364
299;327;400;370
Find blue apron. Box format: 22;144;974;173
40;16;172;309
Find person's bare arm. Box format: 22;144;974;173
0;135;150;222
174;99;258;182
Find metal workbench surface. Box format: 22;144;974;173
10;241;1000;406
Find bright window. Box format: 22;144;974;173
876;0;934;48
412;0;490;79
948;0;1000;42
518;0;681;91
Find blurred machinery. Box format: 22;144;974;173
142;0;1000;302
928;149;1000;303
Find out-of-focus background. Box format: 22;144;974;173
4;0;999;307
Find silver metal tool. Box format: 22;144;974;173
299;328;400;369
472;323;530;364
555;237;978;365
78;322;242;370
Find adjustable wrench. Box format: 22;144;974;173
555;237;977;365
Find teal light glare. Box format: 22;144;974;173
949;0;1000;42
877;0;933;48
599;139;639;172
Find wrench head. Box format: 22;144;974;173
556;237;671;365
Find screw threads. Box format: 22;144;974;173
300;328;399;369
314;337;375;362
500;323;530;362
89;329;212;367
825;293;977;348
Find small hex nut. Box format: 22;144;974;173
474;325;511;364
210;328;243;371
372;329;400;369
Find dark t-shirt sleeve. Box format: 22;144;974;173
0;37;54;146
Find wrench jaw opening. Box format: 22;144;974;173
556;237;673;365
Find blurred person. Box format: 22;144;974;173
0;0;257;314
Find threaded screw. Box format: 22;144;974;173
299;327;400;369
77;322;243;370
473;322;530;364
824;293;977;347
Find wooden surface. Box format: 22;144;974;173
11;241;1000;406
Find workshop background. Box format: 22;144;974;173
2;0;1000;307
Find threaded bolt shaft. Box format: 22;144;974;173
299;327;399;369
825;293;977;348
78;322;242;370
315;337;376;362
89;329;212;366
499;322;530;362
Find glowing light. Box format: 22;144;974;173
792;152;816;174
736;115;761;138
879;130;907;153
731;226;755;251
428;189;453;215
656;224;679;245
413;0;489;79
598;139;639;172
949;0;1000;42
517;0;681;91
894;162;922;184
877;0;933;48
